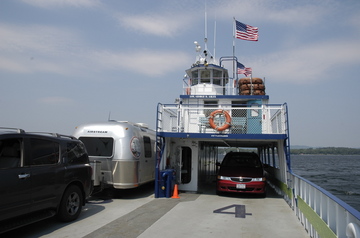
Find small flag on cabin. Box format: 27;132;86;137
237;62;252;76
235;20;258;41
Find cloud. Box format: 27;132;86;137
37;97;75;106
349;13;360;31
3;0;359;83
0;57;29;73
0;23;83;56
21;0;101;8
0;23;84;74
116;13;193;37
214;0;333;26
254;39;360;83
0;23;192;78
90;49;192;77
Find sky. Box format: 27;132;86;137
1;0;360;148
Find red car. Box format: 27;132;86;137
216;152;266;196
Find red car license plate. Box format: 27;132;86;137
236;184;246;189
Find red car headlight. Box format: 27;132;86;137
217;175;231;181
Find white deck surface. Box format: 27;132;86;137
2;184;309;238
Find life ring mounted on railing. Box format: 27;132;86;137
208;109;231;131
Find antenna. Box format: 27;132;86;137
213;13;217;60
204;1;208;52
108;111;111;121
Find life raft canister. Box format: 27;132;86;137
208;109;231;131
239;77;263;84
240;84;265;91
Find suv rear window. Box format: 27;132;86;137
29;138;59;165
67;142;88;164
0;138;22;169
79;137;113;156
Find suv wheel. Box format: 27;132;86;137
57;185;83;222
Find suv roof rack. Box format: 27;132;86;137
28;132;77;140
0;127;25;133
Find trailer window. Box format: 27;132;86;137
79;137;113;157
143;136;152;158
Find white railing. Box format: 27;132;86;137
157;103;288;135
286;172;360;238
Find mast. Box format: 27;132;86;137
213;11;217;60
204;1;208;53
232;18;236;87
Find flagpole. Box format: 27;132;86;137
250;73;253;95
233;18;235;58
233;17;236;89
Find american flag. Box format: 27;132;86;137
237;62;252;76
235;20;258;41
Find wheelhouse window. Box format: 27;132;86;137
213;69;222;85
79;137;114;157
191;70;199;85
200;70;211;83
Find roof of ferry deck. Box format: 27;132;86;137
1;0;360;148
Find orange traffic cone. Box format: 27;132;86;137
171;184;180;199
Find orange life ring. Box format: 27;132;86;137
208;110;231;131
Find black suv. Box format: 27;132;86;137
0;127;92;233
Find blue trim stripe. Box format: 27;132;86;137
156;132;287;140
180;95;269;99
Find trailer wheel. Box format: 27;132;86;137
57;185;83;222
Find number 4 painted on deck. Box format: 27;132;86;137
213;204;252;218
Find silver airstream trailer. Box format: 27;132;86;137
73;121;156;190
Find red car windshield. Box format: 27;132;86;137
222;154;261;168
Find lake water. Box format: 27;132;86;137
290;154;360;212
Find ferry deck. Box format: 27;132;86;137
1;183;308;238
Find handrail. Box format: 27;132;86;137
287;171;360;238
156;103;288;135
